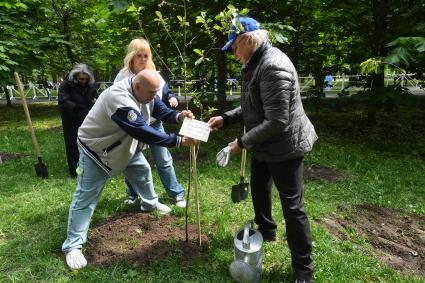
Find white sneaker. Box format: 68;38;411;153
65;249;87;270
175;195;187;208
124;196;138;205
141;202;171;215
156;202;172;215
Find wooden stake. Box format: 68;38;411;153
185;146;192;243
191;145;201;246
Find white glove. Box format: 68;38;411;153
216;146;230;167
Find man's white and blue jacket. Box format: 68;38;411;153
77;77;182;176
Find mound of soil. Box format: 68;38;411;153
304;165;346;183
0;152;29;164
86;212;208;267
322;204;425;278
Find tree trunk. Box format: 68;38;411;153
161;46;170;81
217;50;227;102
368;0;389;125
63;12;75;63
291;21;301;67
4;86;11;107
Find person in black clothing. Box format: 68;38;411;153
58;63;97;177
208;17;317;283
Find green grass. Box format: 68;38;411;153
0;101;424;282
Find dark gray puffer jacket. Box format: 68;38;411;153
223;41;317;162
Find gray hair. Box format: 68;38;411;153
68;63;95;85
237;29;269;51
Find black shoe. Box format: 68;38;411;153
295;279;312;283
258;229;276;242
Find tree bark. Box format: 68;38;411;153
215;36;227;102
4;86;11;107
63;12;75;63
217;50;227;102
368;0;389;125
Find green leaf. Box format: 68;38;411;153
0;65;10;71
274;32;287;44
196;16;205;24
15;2;28;9
126;4;137;13
155;11;162;19
240;8;250;15
193;49;203;56
360;58;382;74
177;15;183;22
385;47;413;66
414;37;425;52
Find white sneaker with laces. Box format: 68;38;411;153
124;196;138;205
175;195;186;208
141;202;171;215
65;249;87;270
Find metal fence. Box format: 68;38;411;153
0;82;61;101
1;74;422;100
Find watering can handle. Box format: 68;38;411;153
242;221;251;249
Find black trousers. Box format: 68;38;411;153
251;156;313;280
60;110;82;177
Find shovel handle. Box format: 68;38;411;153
240;149;247;178
240;127;247;178
14;72;42;158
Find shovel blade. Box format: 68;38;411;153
34;161;48;179
231;183;249;203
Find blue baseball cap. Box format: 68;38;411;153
221;17;261;52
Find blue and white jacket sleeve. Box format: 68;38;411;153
111;106;182;147
152;96;182;123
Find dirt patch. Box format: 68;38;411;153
86;212;208;267
304;165;347;183
321;204;425;278
0;152;29;164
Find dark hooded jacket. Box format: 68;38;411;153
222;41;317;162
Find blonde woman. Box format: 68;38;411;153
115;38;186;208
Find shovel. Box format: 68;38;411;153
231;147;249;203
14;72;48;179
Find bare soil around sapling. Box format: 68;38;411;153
86;212;208;267
321;204;425;278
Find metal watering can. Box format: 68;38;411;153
229;221;264;283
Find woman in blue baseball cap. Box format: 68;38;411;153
209;17;317;283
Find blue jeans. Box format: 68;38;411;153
62;145;158;252
127;120;184;199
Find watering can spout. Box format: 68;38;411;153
242;221;251;250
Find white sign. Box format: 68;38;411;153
179;117;211;142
